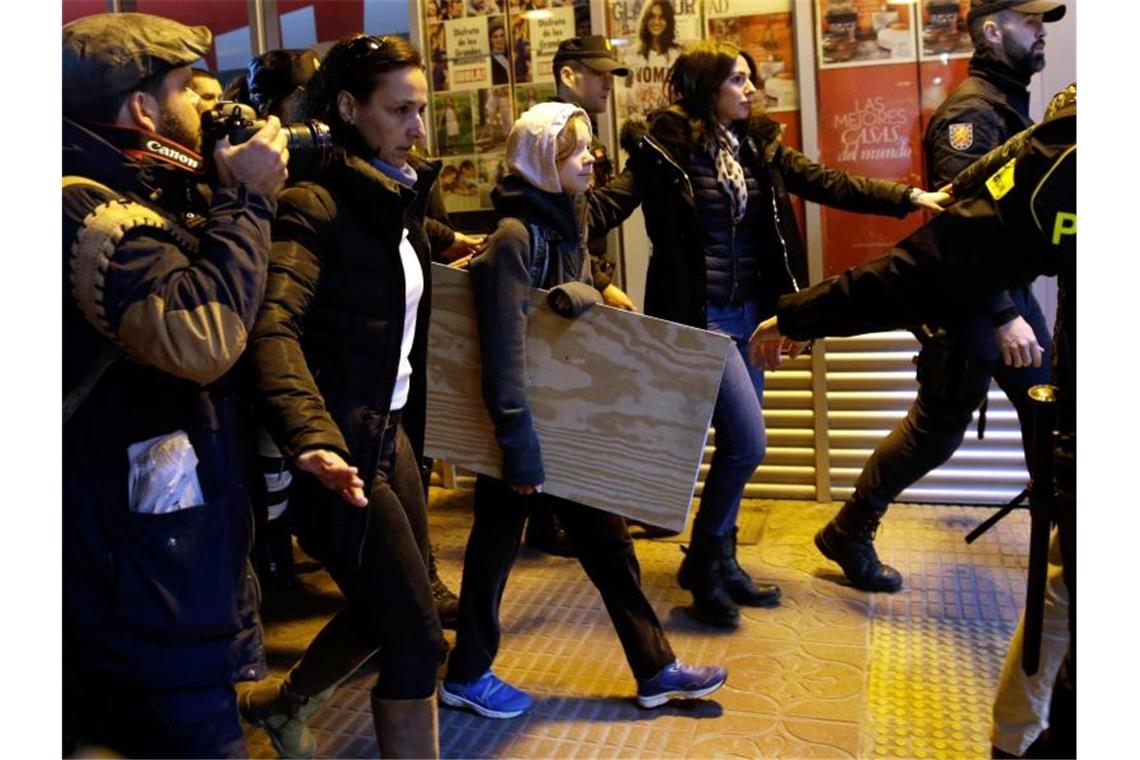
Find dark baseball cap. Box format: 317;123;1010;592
553;35;630;76
967;1;1066;24
63;12;212;116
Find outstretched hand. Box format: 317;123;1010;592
747;316;809;369
914;190;952;213
295;449;368;507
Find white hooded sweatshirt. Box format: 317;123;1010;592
505;101;591;194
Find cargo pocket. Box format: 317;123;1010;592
113;487;248;642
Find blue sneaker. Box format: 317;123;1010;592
636;660;728;708
439;670;534;719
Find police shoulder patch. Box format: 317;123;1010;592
948;122;974;151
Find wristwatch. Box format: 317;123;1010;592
908;187;923;207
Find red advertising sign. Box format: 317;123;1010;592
815;63;925;277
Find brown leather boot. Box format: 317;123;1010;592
371;693;440;759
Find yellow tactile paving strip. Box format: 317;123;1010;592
245;490;1030;759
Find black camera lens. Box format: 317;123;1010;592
281;120;333;179
201;102;333;180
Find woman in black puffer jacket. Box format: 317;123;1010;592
243;35;443;759
593;40;947;627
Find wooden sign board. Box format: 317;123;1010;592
425;264;731;532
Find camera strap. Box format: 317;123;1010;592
88;123;205;175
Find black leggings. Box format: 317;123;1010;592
446;474;674;684
290;419;443;700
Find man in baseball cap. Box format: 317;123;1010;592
552;34;631;78
967;1;1066;25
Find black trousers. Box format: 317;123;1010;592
446;474;674;684
291;419;444;700
851;306;1053;514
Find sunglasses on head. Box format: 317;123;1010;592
346;34;392;60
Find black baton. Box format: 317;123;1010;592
1023;384;1058;676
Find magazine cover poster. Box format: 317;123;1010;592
445;14;492;90
434;92;475;156
475;85;513;149
487;15;512;85
439;155;483;213
528;5;576;84
428;22;450;91
514;81;556;117
510;12;533;83
608;0;700;125
816;0;917;68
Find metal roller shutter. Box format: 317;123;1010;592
820;330;1030;505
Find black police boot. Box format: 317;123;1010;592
677;531;739;628
524;510;576;557
718;528;781;606
428;544;459;630
814;499;903;592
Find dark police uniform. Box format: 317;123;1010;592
839;55;1054;526
776;94;1075;755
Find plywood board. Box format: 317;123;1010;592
425;264;731;532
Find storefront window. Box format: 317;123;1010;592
271;0;410;51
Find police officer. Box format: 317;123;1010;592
62;12;288;757
808;0;1067;594
750;89;1076;758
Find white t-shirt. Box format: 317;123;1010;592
389;228;424;411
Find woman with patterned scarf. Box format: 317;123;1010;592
596;40;948;627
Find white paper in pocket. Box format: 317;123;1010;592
127;430;205;514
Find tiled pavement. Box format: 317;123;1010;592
245;489;1032;759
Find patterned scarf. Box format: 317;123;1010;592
710;123;748;225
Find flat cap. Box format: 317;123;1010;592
967;1;1066;24
63;12;212;117
553;35;630;76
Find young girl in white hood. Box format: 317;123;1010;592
439;101;727;719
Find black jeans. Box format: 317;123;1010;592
851;309;1053;514
446;475;675;684
291;417;443;700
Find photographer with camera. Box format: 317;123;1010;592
62;12;288;757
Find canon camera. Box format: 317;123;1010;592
202;101;333;179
